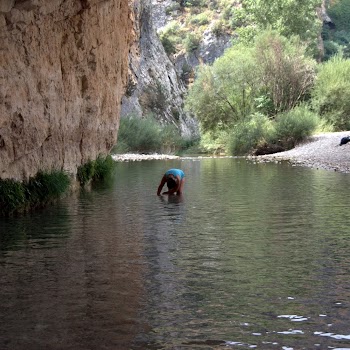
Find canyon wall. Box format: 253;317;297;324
0;0;133;180
121;0;199;138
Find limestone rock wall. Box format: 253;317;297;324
0;0;133;180
151;0;232;81
121;0;199;138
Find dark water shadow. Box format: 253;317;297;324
0;204;71;252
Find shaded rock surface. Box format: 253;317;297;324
0;0;133;180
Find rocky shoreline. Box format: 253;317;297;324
111;153;181;162
112;131;350;174
256;131;350;174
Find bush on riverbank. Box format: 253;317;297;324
0;170;70;216
185;30;316;134
216;105;319;156
274;104;320;148
184;29;334;155
113;115;197;155
228;113;275;155
311;55;350;130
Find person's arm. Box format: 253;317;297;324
157;175;167;195
177;177;185;195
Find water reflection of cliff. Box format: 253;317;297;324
0;188;146;349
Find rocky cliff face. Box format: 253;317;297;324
121;0;233;138
152;0;232;70
121;0;199;138
0;0;132;180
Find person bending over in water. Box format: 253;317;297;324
157;168;185;196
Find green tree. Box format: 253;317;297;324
322;0;350;59
241;0;322;42
311;55;350;130
186;31;317;132
327;0;350;32
185;44;259;131
255;31;317;114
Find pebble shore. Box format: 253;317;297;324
112;131;350;174
256;131;350;173
111;153;180;162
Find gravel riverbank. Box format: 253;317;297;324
256;131;350;173
111;153;180;162
112;131;350;174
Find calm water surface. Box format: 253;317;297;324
1;158;350;350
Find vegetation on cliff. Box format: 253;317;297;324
0;155;117;216
161;0;349;60
323;0;350;60
118;0;350;156
77;155;116;187
159;0;322;55
178;0;350;155
0;171;70;216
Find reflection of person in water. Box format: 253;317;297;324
157;168;185;196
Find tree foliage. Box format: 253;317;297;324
255;31;316;114
327;0;350;32
311;55;350;130
186;31;317;132
241;0;323;42
322;0;350;59
185;44;261;132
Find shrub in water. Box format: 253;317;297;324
94;155;115;181
77;160;95;186
26;170;70;205
77;155;115;186
1;170;70;216
0;179;26;216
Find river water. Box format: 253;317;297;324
1;158;350;350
